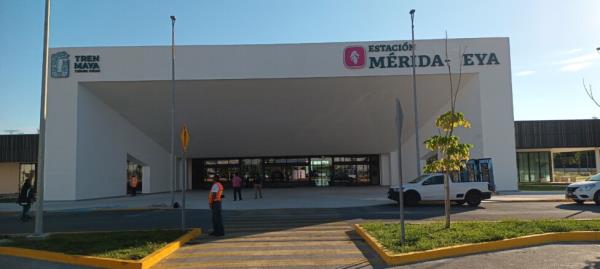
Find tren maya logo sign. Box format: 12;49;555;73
343;42;500;70
50;51;70;78
50;51;101;78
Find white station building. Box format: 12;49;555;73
44;37;517;201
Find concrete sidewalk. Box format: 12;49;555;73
489;191;567;202
0;187;572;214
0;186;393;213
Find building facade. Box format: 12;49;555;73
32;37;517;200
0;135;37;195
515;120;600;183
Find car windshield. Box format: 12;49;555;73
587;174;600;181
409;175;431;184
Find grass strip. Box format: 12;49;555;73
0;230;184;260
518;183;568;191
361;219;600;254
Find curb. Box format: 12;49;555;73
0;228;201;269
487;199;570;203
354;224;600;266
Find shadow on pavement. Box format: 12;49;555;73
344;230;389;269
584;256;600;269
555;203;600;219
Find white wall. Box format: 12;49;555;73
74;85;170;200
477;38;518;191
45;79;78;200
379;154;391;186
398;74;485;183
46;37;517;199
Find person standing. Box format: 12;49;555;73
254;172;263;199
17;175;35;222
208;176;225;236
129;174;139;196
232;173;243;201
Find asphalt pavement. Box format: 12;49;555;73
393;243;600;269
1;201;600;234
1;201;600;269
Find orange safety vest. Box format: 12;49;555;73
208;182;224;205
130;176;139;188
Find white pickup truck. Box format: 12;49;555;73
388;173;493;206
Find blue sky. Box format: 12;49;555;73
0;0;599;134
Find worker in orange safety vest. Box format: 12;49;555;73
129;175;139;196
208;175;225;236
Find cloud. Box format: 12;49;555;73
516;70;536;76
567;48;582;54
558;52;600;72
560;62;593;72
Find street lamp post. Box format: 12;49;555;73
34;0;51;236
409;9;421;176
170;16;176;207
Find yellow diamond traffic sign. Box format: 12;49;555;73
180;125;190;153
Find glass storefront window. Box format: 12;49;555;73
517;152;552;183
19;164;36;192
553;150;596;182
195;155;378;188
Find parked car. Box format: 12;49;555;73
388;173;493;206
565;173;600;205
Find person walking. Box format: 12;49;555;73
208;175;225;236
17;175;35;222
232;173;242;201
129;174;139;196
254;172;263;199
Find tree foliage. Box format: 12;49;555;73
423;112;473;175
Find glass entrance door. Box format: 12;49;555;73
126;160;143;194
310;157;332;186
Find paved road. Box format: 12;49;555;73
1;201;600;234
2;201;600;269
0;255;90;269
394;243;600;269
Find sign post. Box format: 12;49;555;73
395;99;406;244
179;124;190;232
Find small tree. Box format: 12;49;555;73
423;34;473;229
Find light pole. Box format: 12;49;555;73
170;15;176;207
34;0;51;236
410;9;421;176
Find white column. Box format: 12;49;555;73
390;150;400;186
549;150;556;182
594;148;600;174
187;158;193;190
142;166;150;193
380;154;391;186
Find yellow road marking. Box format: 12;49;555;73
181;240;356;249
155;258;369;268
170;248;362;258
197;230;352;236
193;235;358;242
223;223;351;229
223;218;349;226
